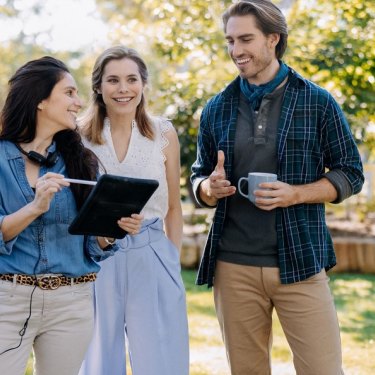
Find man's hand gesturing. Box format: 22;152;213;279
199;150;236;206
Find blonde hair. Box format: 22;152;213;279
79;46;153;144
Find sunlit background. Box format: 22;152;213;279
1;0;374;187
1;1;375;373
0;0;108;51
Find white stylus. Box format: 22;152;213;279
63;178;97;186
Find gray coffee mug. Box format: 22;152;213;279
238;172;278;204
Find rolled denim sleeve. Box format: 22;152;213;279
0;215;18;255
85;235;119;262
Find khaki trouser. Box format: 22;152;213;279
214;261;344;375
0;280;94;375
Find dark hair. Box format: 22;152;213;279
0;56;98;209
222;0;288;59
80;45;153;144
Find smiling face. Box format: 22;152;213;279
98;57;144;120
38;72;82;134
225;15;280;85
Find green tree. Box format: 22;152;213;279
0;1;92;108
95;0;236;190
1;0;373;181
95;0;374;184
286;0;375;147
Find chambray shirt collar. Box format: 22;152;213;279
5;140;57;161
5;141;21;160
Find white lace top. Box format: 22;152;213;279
83;116;173;220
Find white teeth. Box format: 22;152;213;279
69;111;77;118
115;98;131;102
236;58;251;64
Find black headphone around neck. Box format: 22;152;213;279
16;144;59;167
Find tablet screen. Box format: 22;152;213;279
68;174;159;238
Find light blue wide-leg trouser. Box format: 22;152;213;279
79;218;189;375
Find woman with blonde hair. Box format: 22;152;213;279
79;46;189;375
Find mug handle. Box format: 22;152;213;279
238;177;248;198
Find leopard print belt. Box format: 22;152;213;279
0;273;97;290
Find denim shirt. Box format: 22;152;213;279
0;140;117;277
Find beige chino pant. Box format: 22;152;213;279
214;261;344;375
0;280;94;375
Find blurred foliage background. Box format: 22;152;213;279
0;0;374;195
2;3;374;371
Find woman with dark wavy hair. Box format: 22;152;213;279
0;56;141;375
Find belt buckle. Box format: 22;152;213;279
37;275;61;290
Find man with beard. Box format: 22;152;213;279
191;1;363;374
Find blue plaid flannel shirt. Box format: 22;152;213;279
191;67;364;287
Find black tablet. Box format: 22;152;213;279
68;174;159;239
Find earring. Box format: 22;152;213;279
37;103;44;110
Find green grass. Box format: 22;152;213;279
329;274;375;372
25;271;375;374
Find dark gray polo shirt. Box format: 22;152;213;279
216;84;286;267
